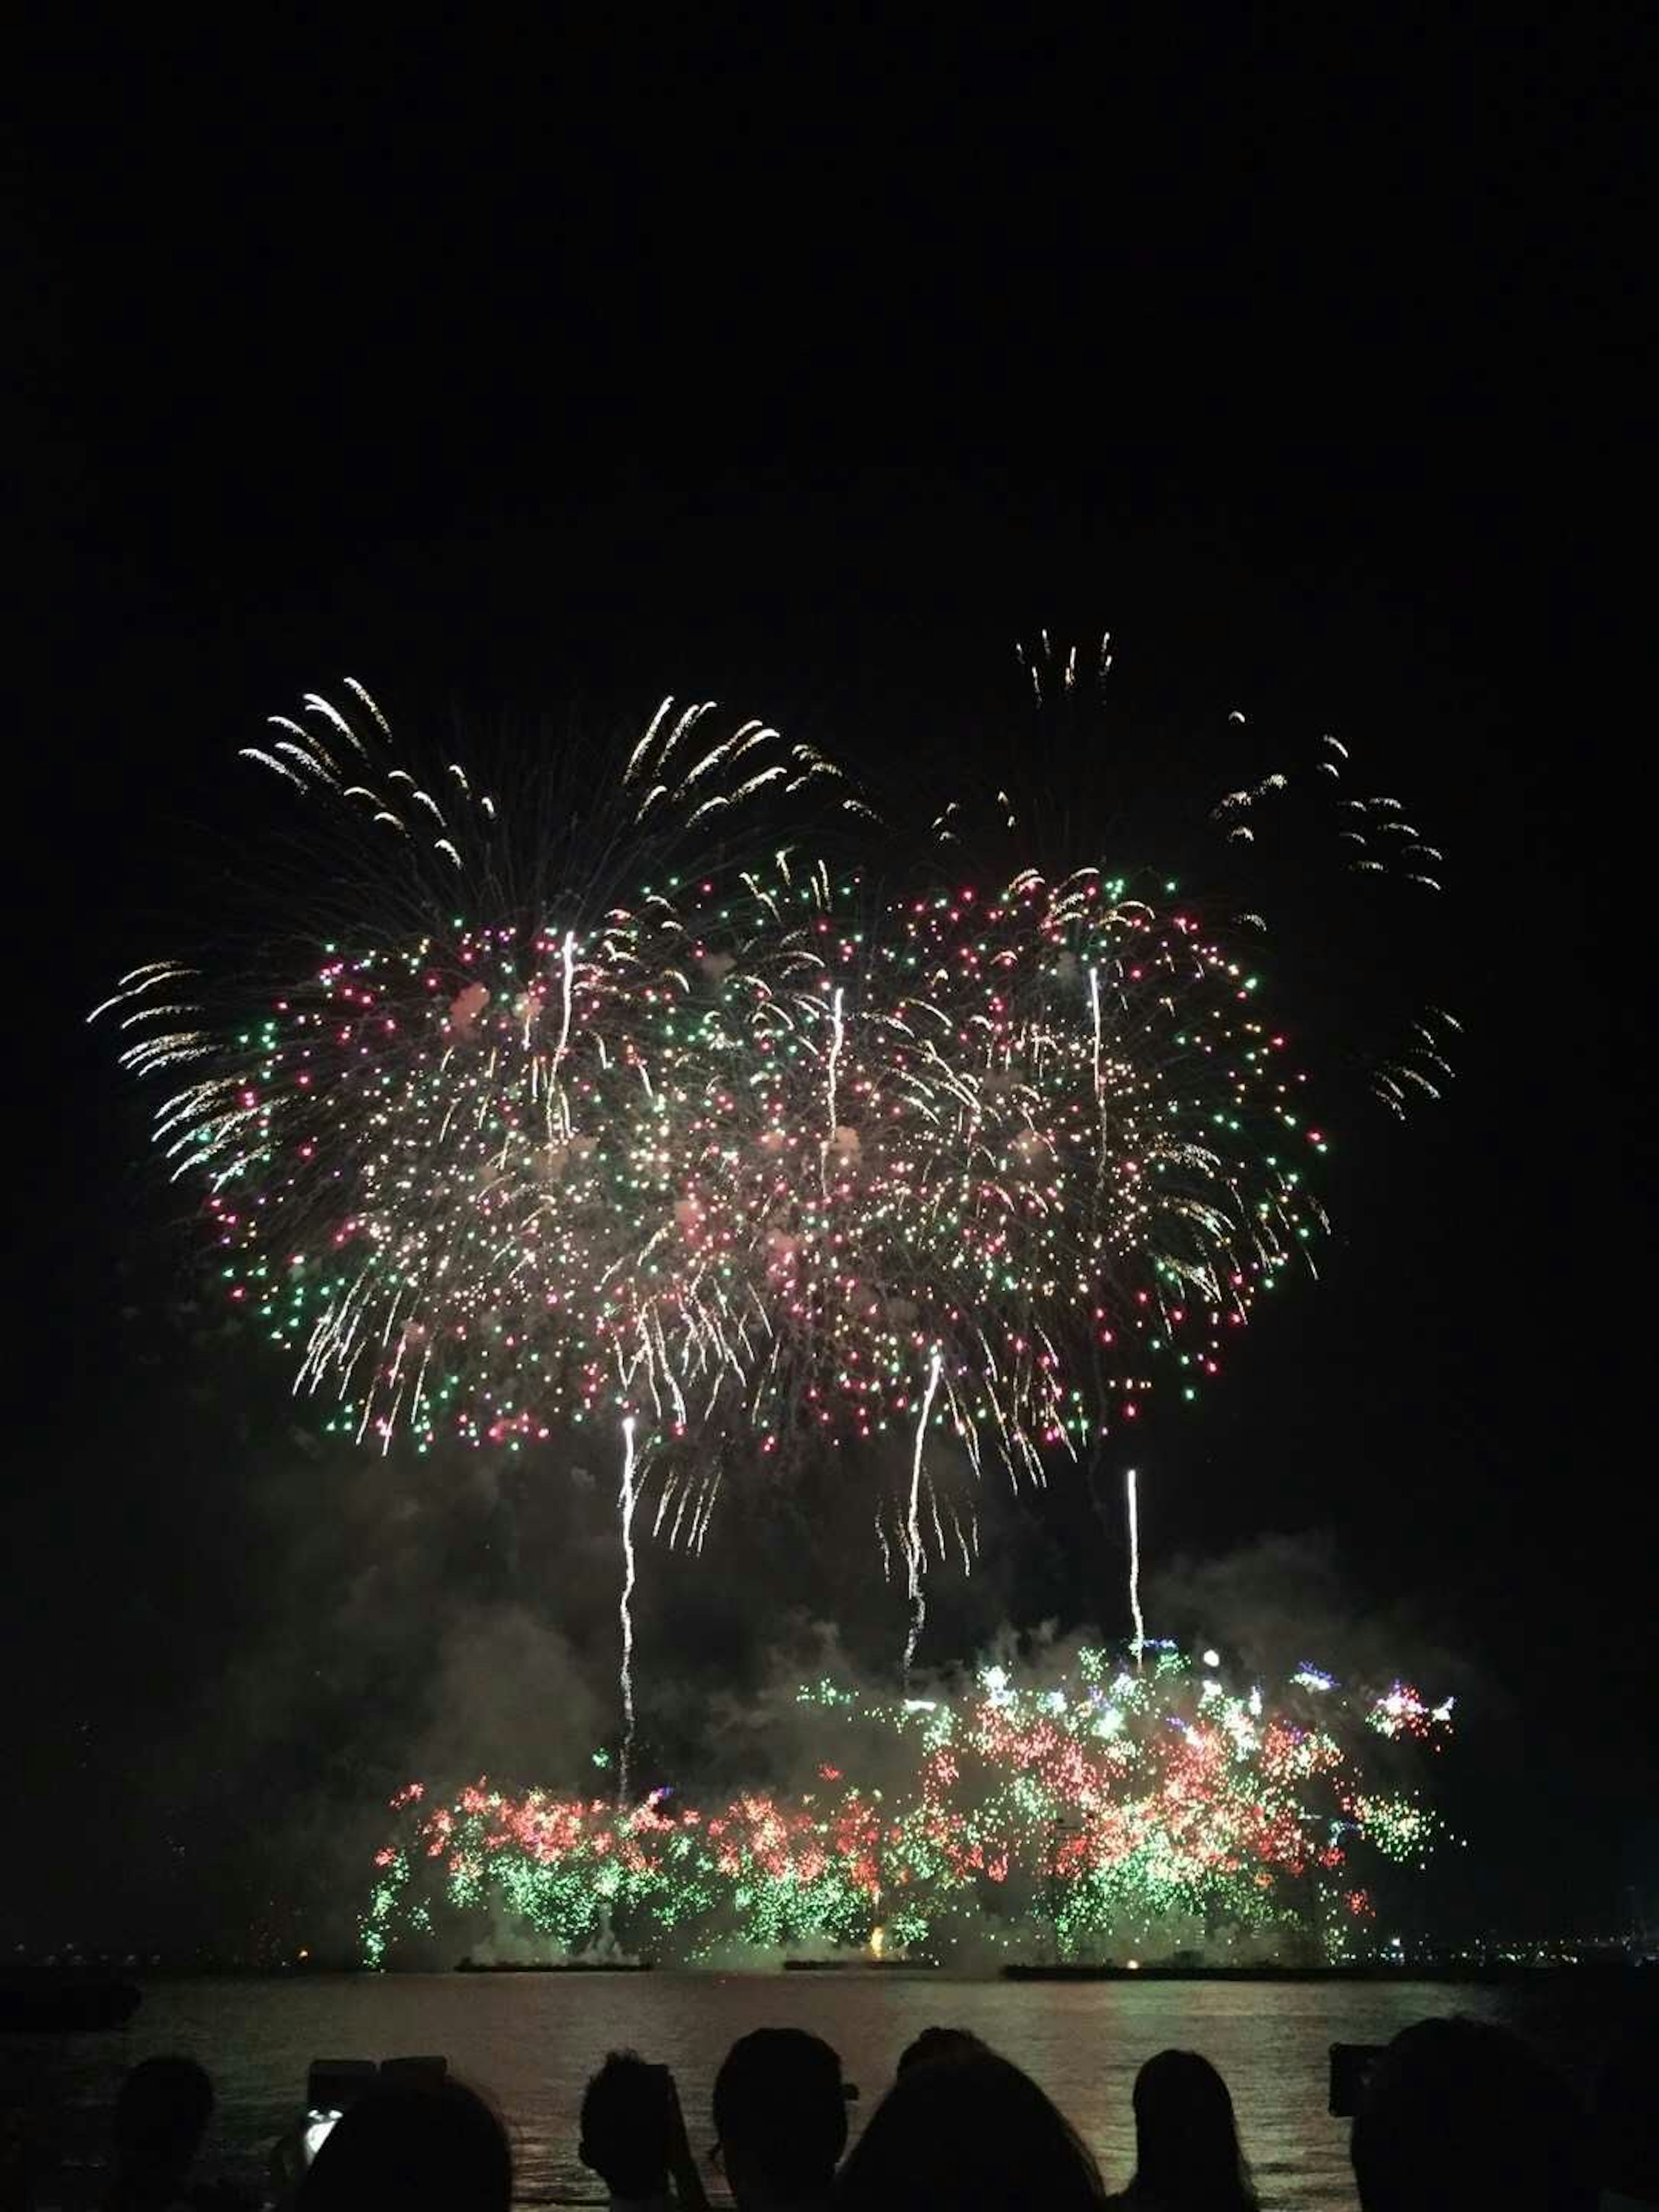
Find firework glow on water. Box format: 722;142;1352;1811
95;643;1455;1623
360;1644;1453;1967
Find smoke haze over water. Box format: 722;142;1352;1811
3;1276;1504;1957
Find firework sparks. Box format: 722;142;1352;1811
1126;1466;1145;1666
360;1645;1452;1967
617;1416;639;1804
97;647;1455;1624
903;1348;944;1685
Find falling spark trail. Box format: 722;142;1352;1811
821;983;845;1195
618;1416;639;1804
1089;963;1109;1172
827;985;845;1133
1126;1465;1145;1669
549;931;577;1086
904;1349;944;1686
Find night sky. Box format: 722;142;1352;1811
8;19;1652;1955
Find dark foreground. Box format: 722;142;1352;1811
3;1969;1651;2209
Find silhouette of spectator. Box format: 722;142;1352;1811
895;2026;992;2075
836;2050;1108;2210
1594;2022;1659;2210
1350;2015;1593;2212
580;2049;708;2209
713;2028;849;2212
104;2056;215;2211
296;2077;510;2212
1106;2049;1256;2210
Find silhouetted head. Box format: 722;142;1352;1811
713;2028;848;2210
1593;2023;1659;2204
895;2025;992;2076
580;2049;671;2199
835;2051;1107;2211
298;2077;511;2212
1350;2016;1592;2212
1129;2048;1255;2210
111;2056;214;2202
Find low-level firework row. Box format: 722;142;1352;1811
362;1645;1452;1966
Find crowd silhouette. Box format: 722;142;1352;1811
11;2009;1653;2210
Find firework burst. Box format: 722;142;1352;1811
96;645;1456;1649
361;1644;1453;1966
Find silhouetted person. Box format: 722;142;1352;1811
1350;2015;1593;2212
296;2077;510;2212
713;2029;849;2212
1106;2049;1256;2211
580;2049;709;2210
836;2050;1109;2211
104;2056;214;2212
895;2026;992;2076
1595;2023;1659;2210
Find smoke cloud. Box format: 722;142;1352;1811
3;1277;1484;1959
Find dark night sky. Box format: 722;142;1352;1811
8;17;1653;1951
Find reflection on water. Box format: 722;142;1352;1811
9;1971;1634;2210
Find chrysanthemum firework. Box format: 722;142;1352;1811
95;644;1454;1629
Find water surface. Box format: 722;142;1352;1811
6;1971;1621;2209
